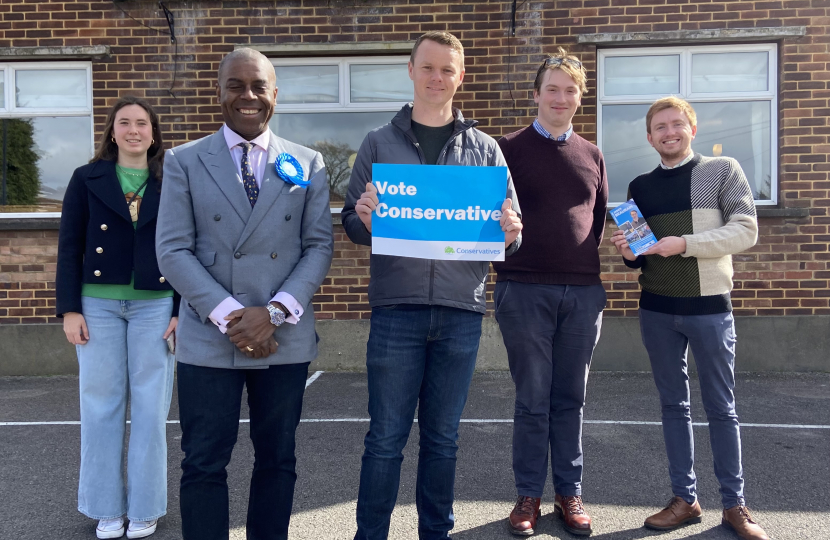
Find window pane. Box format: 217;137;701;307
15;69;88;108
0;70;5;109
692;52;768;93
604;55;679;96
275;65;339;104
270;111;397;207
0;117;93;212
601;104;654;202
350;64;413;103
693;101;772;200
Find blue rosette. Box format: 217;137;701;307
275;153;309;187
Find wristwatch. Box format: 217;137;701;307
266;302;287;327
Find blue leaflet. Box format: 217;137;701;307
610;199;658;256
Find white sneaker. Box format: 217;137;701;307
96;517;125;539
126;519;158;539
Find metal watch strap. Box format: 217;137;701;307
266;303;286;327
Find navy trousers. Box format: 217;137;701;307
494;281;606;498
177;361;309;540
639;308;745;509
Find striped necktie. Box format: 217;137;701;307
238;142;259;207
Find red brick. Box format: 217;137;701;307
0;0;827;322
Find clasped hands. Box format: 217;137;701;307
611;230;687;261
356;182;523;247
225;305;278;359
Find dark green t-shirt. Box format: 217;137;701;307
411;120;454;165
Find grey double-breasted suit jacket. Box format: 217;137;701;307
156;128;334;369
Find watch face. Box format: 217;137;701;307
269;304;286;326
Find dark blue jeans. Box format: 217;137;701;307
639;308;745;509
355;305;483;540
494;281;605;498
177;361;309;540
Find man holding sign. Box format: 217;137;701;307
342;31;522;540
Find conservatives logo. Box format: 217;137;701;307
456;247;501;255
443;245;501;256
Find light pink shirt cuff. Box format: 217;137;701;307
209;293;302;333
271;292;302;324
208;297;245;334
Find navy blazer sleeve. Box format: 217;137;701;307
55;167;89;317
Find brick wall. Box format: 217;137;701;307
0;0;828;324
0;230;58;324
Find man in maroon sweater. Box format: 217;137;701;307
493;48;608;537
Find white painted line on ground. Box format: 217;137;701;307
0;421;81;426
305;370;324;388
301;418;370;423
1;419;829;429
584;420;830;429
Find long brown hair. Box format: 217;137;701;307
91;96;165;182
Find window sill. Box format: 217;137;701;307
0;210;347;230
604;207;809;221
0;208;805;231
244;41;413;57
0;45;109;60
578;27;806;46
0;216;61;230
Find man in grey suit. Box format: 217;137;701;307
156;48;333;540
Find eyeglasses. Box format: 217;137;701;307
544;57;583;69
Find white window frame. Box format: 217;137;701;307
597;43;778;206
0;61;95;218
272;55;412;112
271;56;412;213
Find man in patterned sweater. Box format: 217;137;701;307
611;97;768;540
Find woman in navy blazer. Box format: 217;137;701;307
56;96;178;540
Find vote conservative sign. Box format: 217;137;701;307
371;163;507;261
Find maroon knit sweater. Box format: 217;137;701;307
493;126;608;285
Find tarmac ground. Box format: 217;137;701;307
1;371;828;540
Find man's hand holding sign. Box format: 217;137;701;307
501;198;522;248
355;181;378;232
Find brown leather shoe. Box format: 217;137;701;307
554;494;592;536
722;506;769;540
508;495;541;536
644;496;703;530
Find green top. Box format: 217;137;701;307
81;165;173;301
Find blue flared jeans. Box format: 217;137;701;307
76;296;175;521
